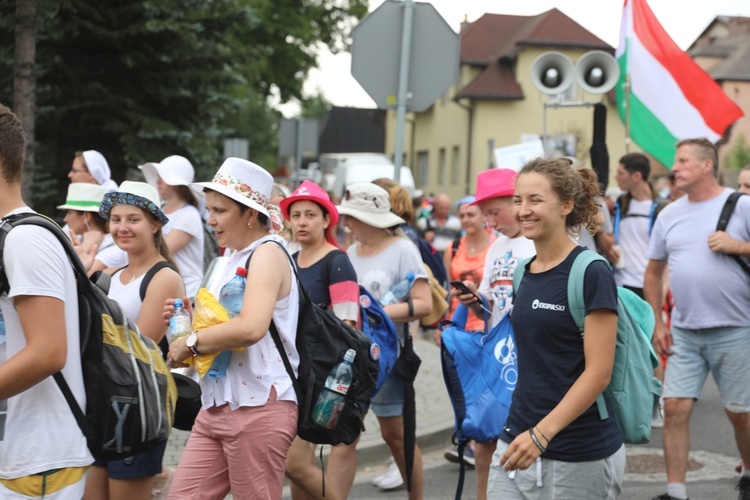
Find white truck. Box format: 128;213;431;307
319;153;416;201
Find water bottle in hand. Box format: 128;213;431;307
379;272;415;306
210;267;247;378
311;349;357;429
169;298;192;342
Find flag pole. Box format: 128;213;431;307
624;73;631;153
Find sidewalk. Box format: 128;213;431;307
162;332;456;469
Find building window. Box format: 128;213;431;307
438;148;446;186
451;146;460;185
417;151;429;186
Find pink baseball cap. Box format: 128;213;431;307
473;169;518;205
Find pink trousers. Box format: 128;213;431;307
168;389;298;499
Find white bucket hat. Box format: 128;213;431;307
192;157;282;232
82;150;118;191
336;183;405;229
57;183;109;212
139;155;195;187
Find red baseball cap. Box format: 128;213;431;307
473;169;518;205
279;180;339;226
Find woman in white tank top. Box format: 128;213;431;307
166;158;300;499
82;181;185;500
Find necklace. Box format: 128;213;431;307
128;265;147;283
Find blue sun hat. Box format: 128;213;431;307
99;181;169;226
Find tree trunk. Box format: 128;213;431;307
13;0;37;207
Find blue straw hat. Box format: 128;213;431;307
99;181;169;226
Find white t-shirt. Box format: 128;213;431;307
96;233;128;269
417;215;462;253
615;198;653;288
201;234;299;410
478;235;537;328
163;204;204;298
0;208;92;479
649;188;750;329
107;270;147;324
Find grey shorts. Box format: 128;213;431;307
664;325;750;413
487;441;625;500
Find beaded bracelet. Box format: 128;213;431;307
529;428;547;454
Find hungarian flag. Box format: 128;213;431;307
615;0;743;168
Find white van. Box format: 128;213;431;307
320;153;416;201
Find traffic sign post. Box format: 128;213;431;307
351;0;459;183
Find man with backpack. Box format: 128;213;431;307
0;104;94;497
613;152;667;299
644;138;750;500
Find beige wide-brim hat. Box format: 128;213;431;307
191;157;273;220
57;183;109;212
336;183;405;229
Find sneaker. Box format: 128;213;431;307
151;467;174;500
651;495;688;500
444;445;476;468
372;457;401;488
651;402;664;429
377;459;404;491
737;476;750;500
737;463;743;474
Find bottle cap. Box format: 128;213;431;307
236;267;248;277
174;298;183;308
406;272;415;280
344;348;356;363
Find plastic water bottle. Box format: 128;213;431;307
219;267;248;318
209;267;247;378
311;349;357;429
169;298;192;342
379;272;415;306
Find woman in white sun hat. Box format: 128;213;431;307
166;158;299;499
83;181;185;500
140;155;205;299
338;182;432;499
57;183;127;275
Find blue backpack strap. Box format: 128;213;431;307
567;249;610;420
512;257;532;294
613;201;622;243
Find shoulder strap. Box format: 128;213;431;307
246;239;306;398
567;249;609;335
451;234;463;257
715;192;750;277
139;261;177;301
0;213;89;295
567;249;611;420
512;257;532;294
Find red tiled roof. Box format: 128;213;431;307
456;62;524;100
457;9;612;100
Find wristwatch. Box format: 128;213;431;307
186;331;200;356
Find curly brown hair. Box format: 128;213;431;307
518;157;601;236
0;104;26;184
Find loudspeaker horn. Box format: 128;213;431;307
531;52;576;95
575;50;620;94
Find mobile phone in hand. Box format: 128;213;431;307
451;280;480;300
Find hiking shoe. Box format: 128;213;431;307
737;463;744;474
377;459;404;491
651;495;688;500
737;476;750;500
443;445;476;468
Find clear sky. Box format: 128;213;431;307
277;0;750;116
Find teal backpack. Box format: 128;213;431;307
513;249;662;444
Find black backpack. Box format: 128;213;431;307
247;240;379;446
0;213;177;460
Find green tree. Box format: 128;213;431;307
0;0;367;213
725;133;750;170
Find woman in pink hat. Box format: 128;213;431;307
453;168;536;500
279;180;361;500
166;158;299;499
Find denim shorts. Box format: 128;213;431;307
664;325;750;413
92;440;167;479
363;370;405;418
